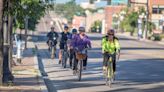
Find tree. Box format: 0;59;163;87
0;0;50;84
0;0;3;85
120;9;139;36
3;0;14;84
54;0;85;22
91;20;102;32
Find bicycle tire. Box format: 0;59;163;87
78;60;82;81
51;47;55;59
64;51;68;68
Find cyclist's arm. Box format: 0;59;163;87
47;32;50;38
87;38;92;49
114;39;120;54
71;34;78;49
114;39;121;60
102;38;107;53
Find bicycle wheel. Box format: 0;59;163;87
107;57;114;87
51;47;55;59
63;51;68;68
77;60;83;81
105;65;109;85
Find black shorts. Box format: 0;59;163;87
59;43;65;49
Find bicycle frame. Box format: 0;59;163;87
48;40;56;59
104;54;115;87
74;51;87;81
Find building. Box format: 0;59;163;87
72;12;104;33
149;0;164;32
105;6;126;31
130;0;164;32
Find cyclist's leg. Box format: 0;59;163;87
47;40;51;51
59;43;64;64
113;54;116;73
74;56;78;70
83;56;87;70
103;53;109;70
69;49;73;67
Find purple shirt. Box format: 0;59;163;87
70;34;91;51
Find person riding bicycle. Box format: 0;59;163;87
71;26;91;70
58;25;72;64
69;28;78;68
47;26;59;51
102;29;120;73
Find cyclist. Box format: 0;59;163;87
71;27;91;70
47;26;59;51
102;29;120;74
58;25;72;64
69;28;78;68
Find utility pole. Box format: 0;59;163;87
145;0;149;39
24;16;28;49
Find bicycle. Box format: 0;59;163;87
74;48;88;81
61;42;69;68
103;53;115;87
48;38;57;59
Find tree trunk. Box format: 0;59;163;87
0;0;3;85
8;15;13;69
3;0;13;84
8;0;13;73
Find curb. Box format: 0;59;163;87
34;44;48;92
117;33;164;46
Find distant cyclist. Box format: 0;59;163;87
71;27;91;70
58;25;72;64
69;28;78;68
102;29;120;73
47;26;59;51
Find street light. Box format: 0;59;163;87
23;5;28;49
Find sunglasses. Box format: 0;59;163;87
108;33;114;36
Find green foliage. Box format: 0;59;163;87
54;0;85;21
91;20;102;32
120;11;138;34
138;6;146;15
153;34;162;41
5;0;51;31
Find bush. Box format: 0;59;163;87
153;34;162;41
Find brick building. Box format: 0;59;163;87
104;5;126;32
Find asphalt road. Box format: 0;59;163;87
33;13;164;92
35;32;164;92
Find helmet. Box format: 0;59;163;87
51;26;55;29
79;27;85;32
107;29;115;35
64;25;69;30
72;28;77;33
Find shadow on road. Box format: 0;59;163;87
116;58;164;83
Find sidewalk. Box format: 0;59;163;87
0;41;47;92
117;32;164;46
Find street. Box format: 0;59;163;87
35;32;164;92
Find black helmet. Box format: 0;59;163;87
79;27;85;32
72;28;77;33
64;25;69;30
51;26;55;29
107;29;115;35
